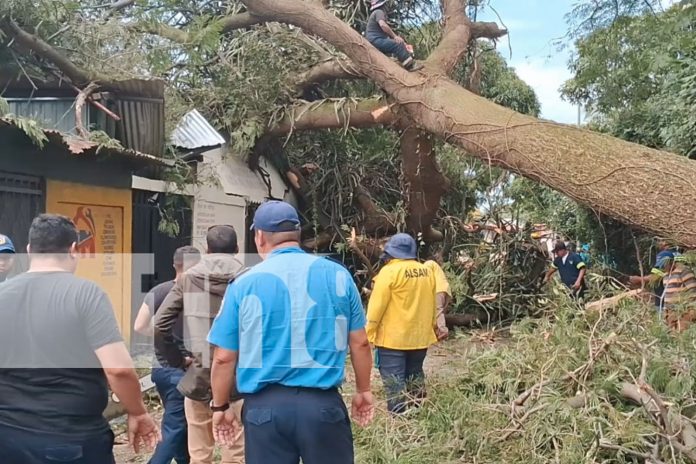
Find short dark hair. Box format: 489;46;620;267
29;214;78;254
173;245;201;271
553;241;567;252
207;225;238;254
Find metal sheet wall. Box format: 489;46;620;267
7;98;89;134
114;98;165;156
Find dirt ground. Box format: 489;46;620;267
113;331;493;463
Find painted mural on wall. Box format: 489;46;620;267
47;180;132;338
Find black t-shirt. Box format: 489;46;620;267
145;280;183;367
0;271;123;434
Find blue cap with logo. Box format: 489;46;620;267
0;234;15;254
384;233;417;259
251;200;301;232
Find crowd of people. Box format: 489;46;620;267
0;202;694;464
0;201;451;464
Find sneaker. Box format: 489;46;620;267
406;61;424;72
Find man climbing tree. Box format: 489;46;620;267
366;0;422;71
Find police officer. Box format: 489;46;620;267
207;201;374;464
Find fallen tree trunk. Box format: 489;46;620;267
585;289;650;312
242;0;696;248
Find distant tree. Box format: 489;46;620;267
563;1;696;157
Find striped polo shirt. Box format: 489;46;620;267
662;263;696;309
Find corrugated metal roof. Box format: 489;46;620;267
170;109;226;150
0;117;171;166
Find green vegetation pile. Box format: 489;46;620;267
356;297;696;463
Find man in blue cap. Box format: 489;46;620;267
0;234;16;283
207;200;374;464
367;233;437;414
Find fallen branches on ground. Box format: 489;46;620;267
354;298;696;463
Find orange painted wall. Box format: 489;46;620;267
46;180;133;342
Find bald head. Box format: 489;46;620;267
207;225;238;254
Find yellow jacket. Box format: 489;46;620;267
366;259;437;350
424;260;451;296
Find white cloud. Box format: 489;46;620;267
511;58;579;124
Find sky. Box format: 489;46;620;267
476;0;677;124
477;0;581;124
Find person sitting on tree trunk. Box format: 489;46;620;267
366;0;423;71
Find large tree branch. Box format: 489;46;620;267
426;0;507;73
243;0;696;247
268;97;395;135
130;12;261;44
0;19;102;87
470;21;509;40
294;58;363;93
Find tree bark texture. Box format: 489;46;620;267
400;127;449;241
268;97;394;135
242;0;696;247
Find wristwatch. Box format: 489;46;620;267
209;401;230;412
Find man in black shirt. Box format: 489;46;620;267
0;214;160;463
134;245;201;464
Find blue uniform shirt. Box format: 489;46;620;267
208;247;366;394
552;252;586;288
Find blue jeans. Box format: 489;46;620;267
0;423;114;464
243;385;353;464
377;347;428;413
149;367;189;464
369;37;412;63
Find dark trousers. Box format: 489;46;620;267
369;37;412;63
149;367;189;464
243;385;353;464
0;422;115;464
377;347;428;413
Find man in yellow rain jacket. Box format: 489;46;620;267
367;233;437;414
